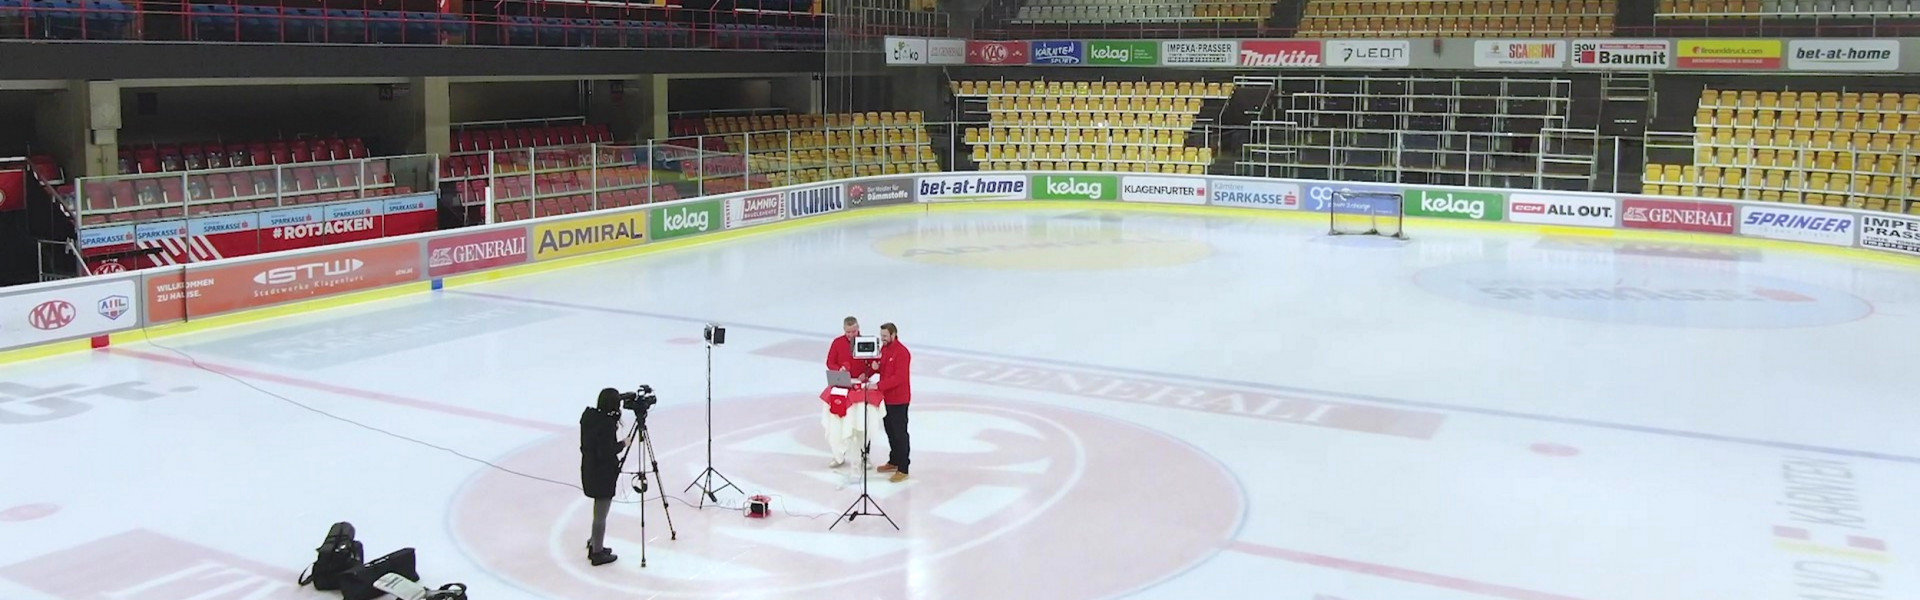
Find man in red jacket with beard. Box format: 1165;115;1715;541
869;322;913;482
822;316;878;468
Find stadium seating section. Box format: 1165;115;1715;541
118;138;367;175
953;80;1227;174
1297;0;1617;37
1644;89;1920;215
442;122;653;220
1659;0;1920;17
77;158;411;226
1012;0;1274;24
700;112;940;187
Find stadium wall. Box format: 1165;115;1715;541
4;171;1916;364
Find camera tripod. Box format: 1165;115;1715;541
832;397;897;530
619;416;678;567
685;337;741;506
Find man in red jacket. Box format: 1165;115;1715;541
869;322;913;482
822;316;878;468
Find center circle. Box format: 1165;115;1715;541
870;221;1214;270
449;394;1244;599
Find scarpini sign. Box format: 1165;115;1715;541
1208;179;1300;209
917;174;1029;202
785;184;846;218
848;178;915;207
1738;205;1855;247
1860;214;1920;256
1161;40;1237;66
1405;189;1505;221
1031;174;1118;201
1474;40;1567;68
1120;176;1207;205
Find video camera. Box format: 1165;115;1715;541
619;385;658;415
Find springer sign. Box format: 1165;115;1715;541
1738;205;1855;247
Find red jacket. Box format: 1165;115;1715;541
826;335;875;382
875;341;911;405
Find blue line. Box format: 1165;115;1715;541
448;290;1920;465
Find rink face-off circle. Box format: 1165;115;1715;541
449;394;1245;599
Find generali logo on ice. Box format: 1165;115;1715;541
1239;40;1321;67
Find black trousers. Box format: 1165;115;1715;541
883;403;910;474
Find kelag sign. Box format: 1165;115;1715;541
1088;41;1157;66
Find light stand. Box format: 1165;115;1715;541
685;324;740;506
831;391;897;530
619;412;678;567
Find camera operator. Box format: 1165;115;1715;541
579;388;625;566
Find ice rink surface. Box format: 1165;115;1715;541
3;205;1918;600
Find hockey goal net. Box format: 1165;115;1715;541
1328;190;1407;239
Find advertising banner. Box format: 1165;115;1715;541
428;227;530;278
0;169;23;212
532;210;647;261
927;38;966;65
1738;205;1855;247
1474;40;1567;68
1508;194;1616;227
1161;40;1238;66
650;199;722;241
1030;40;1085;65
884;36;927;65
1303;183;1398;212
967;40;1029;65
146;242;422;323
1788;39;1899;71
1087;40;1158;66
1208;179;1301;209
786;184;846;218
1621;198;1736;234
916;174;1029;202
1677;39;1782;69
1031;174;1119;201
725;192;785;229
1325;40;1411;67
1239;40;1321;67
0;277;139;350
1120;176;1207;205
1571;40;1672;69
848;178;916;207
1860;214;1920;256
1405;189;1506;221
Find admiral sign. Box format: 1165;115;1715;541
1208;179;1300;209
1738;205;1855;247
967;41;1029;65
1325;40;1410;67
1239;40;1321;67
726;192;785;229
1860;214;1920;256
1474;40;1567;68
1788;39;1899;72
1572;40;1671;69
1161;40;1237;67
1507;194;1616;227
1120;176;1207;205
1030;40;1085;65
786;184;846;218
0;278;140;350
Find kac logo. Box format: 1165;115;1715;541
29;300;77;331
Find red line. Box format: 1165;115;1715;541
111;348;565;433
1227;541;1591;600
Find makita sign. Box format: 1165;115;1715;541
1238;41;1321;67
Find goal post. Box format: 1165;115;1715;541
1328;190;1407;239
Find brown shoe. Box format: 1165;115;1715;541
889;472;909;483
876;463;897;473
